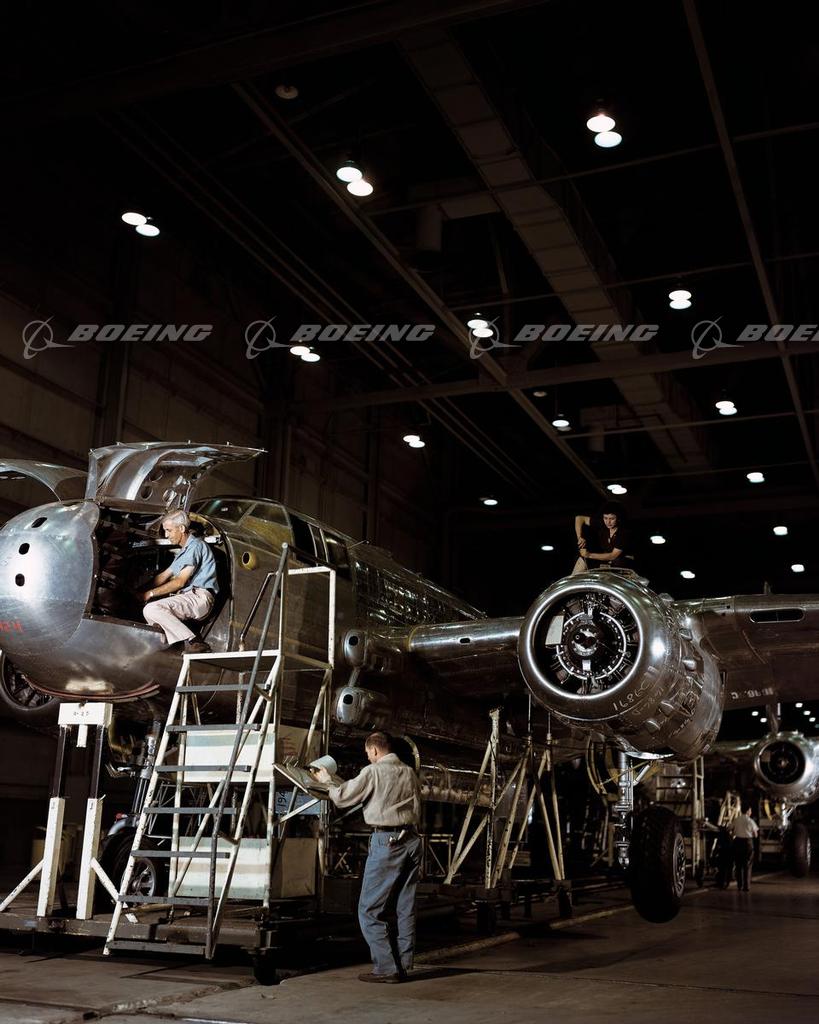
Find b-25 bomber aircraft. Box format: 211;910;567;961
0;441;817;922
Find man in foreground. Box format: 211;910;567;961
314;732;422;983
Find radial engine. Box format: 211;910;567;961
518;571;723;759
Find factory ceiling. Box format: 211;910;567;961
2;0;818;600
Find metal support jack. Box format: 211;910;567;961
444;709;571;920
0;702;128;921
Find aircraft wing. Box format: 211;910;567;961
342;617;524;700
678;594;819;708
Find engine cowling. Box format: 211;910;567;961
752;731;819;804
518;571;723;759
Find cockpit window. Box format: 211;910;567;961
324;533;351;579
244;502;291;553
196;498;254;522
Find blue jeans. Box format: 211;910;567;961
358;830;422;975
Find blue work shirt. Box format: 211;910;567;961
168;536;219;594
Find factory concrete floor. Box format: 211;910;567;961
0;871;816;1024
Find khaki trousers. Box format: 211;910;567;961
143;587;214;644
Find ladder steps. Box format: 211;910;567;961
165;724;262;732
104;555;336;960
132;849;232;859
107;939;206;955
144;806;237;815
117;895;213;906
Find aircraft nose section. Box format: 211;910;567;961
0;501;98;657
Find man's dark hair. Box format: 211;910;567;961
599;500;626;519
365;731;392;753
743;805;753;815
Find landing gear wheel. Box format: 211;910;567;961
99;830;167;906
629;806;686;923
785;823;811;878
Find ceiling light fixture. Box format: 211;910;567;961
650;535;666;545
668;288;692;310
532;390;547;398
275;84;299;100
481;497;498;507
467;316;488;330
746;471;765;484
594;131;622;148
680;570;696;579
408;439;426;449
718;404;738;416
540;544;555;552
804;709;811;716
301;350;321;363
552;415;570;430
135;222;160;237
796;702;804;708
607;483;628;495
751;710;759;717
336;159;362;183
791;563;806;573
347;178;374;197
121;211;147;226
773;525;788;536
290;345;310;357
586;111;616;133
403;434;420;444
760;717;768;724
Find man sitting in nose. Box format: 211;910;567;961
140;510;217;653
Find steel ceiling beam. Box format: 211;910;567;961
296;338;819;412
104;107;539;498
8;0;550;119
683;0;819;489
446;249;819;314
233;81;606;497
366;120;819;219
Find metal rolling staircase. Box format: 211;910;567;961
104;544;336;959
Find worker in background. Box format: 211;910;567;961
731;805;759;891
572;502;632;575
314;732;422;984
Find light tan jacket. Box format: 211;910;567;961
328;753;421;826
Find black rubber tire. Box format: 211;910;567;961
0;651;58;725
786;823;811;878
629;806;686;923
98;830;167;906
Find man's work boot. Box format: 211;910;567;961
183;638;211;654
357;972;403;984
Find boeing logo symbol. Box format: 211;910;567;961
690;318;742;360
468;318;519;360
244;317;288;359
21;318;74;360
